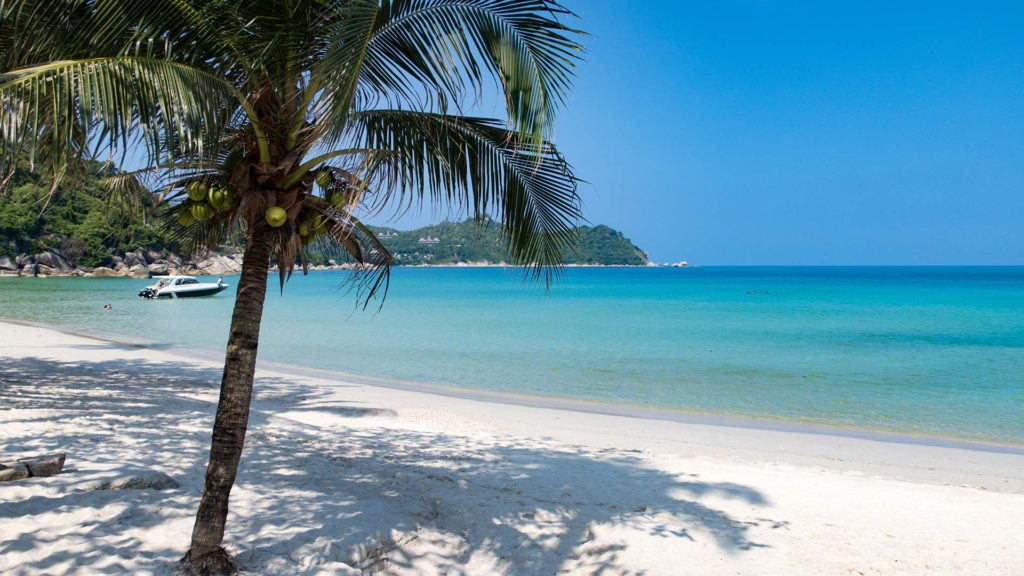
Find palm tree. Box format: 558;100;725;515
0;0;583;573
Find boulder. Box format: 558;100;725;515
0;255;16;271
34;251;72;271
16;254;36;267
17;453;66;477
147;262;169;275
146;249;163;263
0;462;30;482
123;251;143;267
166;253;183;266
90;266;118;277
35;264;55;276
80;470;179;491
196;254;242;275
127;264;149;278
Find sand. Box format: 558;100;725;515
1;320;1022;575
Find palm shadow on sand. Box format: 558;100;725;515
0;350;776;575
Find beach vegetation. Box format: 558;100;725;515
0;159;173;266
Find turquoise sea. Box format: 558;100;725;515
1;267;1022;445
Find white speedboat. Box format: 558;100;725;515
139;275;229;299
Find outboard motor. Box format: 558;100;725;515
138;287;158;299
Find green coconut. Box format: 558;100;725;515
315;170;333;189
207;186;223;209
177;208;195;227
191;203;215;221
187;181;208;202
327;188;349;208
298;221;311;237
265;206;288;228
208;187;234;211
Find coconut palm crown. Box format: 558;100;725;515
0;0;584;573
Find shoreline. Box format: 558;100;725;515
3;320;1024;574
0;262;659;279
4;317;1022;456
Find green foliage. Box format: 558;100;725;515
0;161;177;266
564;225;648;265
353;219;646;266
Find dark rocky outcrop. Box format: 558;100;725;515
34;250;72;272
3;247;362;278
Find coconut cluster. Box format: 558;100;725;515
259;169;356;245
263;201;325;246
178;181;235;226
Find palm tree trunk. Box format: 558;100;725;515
181;225;271;574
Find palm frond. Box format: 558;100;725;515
350;108;580;275
1;56;237;176
358;0;583;148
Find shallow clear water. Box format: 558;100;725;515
2;267;1022;444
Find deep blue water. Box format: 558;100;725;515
2;266;1022;444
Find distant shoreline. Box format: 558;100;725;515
0;259;665;279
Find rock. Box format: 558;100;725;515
146;249;163;263
196;254;242;275
16;254;36;267
127;264;149;278
0;255;16;271
123;251;144;267
34;251;72;271
147;262;169;274
17;453;66;477
35;264;55;276
0;462;30;482
113;261;126;272
90;266;118;277
166;253;183;266
81;470;179;491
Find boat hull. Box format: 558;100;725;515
157;285;228;299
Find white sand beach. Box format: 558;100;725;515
1;320;1023;575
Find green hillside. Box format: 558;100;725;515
0;161;173;267
367;219;648;266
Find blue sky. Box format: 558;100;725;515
113;2;1022;264
541;0;1023;264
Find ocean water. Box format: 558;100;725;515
1;267;1022;445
